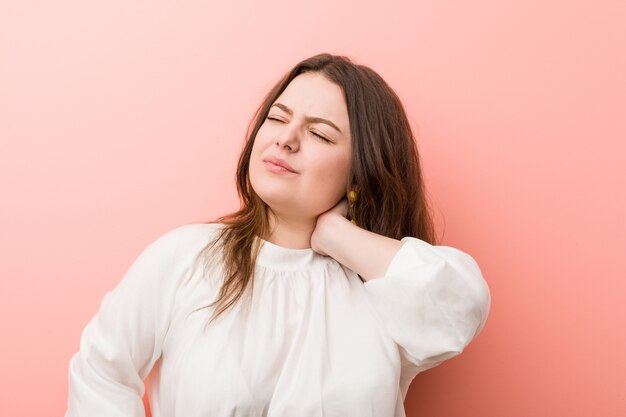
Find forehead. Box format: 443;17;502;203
275;73;350;134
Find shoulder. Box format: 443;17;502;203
139;222;225;263
398;236;490;307
158;222;224;245
397;236;482;270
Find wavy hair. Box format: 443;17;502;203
192;52;436;325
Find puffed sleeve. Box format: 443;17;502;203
64;224;211;417
362;237;491;385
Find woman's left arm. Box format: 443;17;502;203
312;208;403;281
312;199;491;376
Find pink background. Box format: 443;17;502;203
1;1;625;416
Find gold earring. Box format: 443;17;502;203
347;189;358;226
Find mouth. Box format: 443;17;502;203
262;156;297;173
263;160;297;174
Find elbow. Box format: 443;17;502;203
425;280;490;368
451;250;492;346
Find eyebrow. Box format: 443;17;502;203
270;102;343;135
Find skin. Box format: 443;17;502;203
249;71;403;281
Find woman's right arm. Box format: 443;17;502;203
64;224;209;417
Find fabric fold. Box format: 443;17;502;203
65;224;215;417
362;237;491;382
64;224;490;417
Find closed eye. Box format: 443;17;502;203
266;116;333;143
311;131;332;143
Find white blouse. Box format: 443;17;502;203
65;222;491;417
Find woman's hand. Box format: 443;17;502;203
310;197;351;257
310;194;403;280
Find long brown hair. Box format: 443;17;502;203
193;52;436;325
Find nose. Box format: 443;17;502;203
275;124;300;151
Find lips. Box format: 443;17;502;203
262;156;297;173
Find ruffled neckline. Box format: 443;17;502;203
256;237;326;271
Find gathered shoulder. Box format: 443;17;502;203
136;222;224;266
162;222;224;245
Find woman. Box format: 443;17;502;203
65;53;491;417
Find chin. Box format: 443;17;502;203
251;183;286;206
254;190;312;218
257;194;292;210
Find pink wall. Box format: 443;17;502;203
1;1;624;415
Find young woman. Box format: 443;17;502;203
65;53;491;417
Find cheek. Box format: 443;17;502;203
307;152;351;192
250;133;272;171
251;129;268;155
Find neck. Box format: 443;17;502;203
265;211;316;249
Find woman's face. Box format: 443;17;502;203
249;72;352;221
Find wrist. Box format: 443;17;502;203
318;214;354;257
